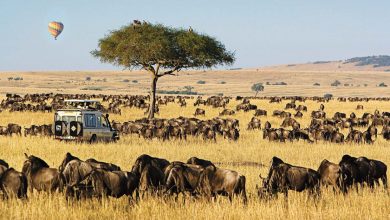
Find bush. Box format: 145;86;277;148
81;86;103;91
7;77;13;81
14;77;23;81
122;79;130;82
324;93;333;99
331;80;341;87
132;80;138;83
197;80;206;84
220;81;226;84
313;83;320;86
217;93;224;96
86;76;91;81
378;82;388;87
157;90;200;95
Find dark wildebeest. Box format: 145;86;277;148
131;154;170;195
258;157;320;199
7;123;22;136
73;168;139;201
186;157;215;168
22;153;63;193
317;159;342;192
0;159;9;175
219;109;235;116
194;108;206;116
0;168;28;199
58;153;95;197
85;158;121;171
254;109;267;116
164;162;209;200
187;157;247;204
338;155;372;192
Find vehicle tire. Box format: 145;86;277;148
89;135;97;144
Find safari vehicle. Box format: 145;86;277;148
54;100;119;143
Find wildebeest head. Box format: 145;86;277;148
0;159;9;169
186;157;216;170
22;153;50;175
59;152;81;173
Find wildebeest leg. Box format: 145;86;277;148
382;175;388;189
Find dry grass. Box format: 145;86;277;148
0;98;389;219
0;69;389;97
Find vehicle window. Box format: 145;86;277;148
97;116;102;127
62;116;76;123
84;114;97;127
55;114;61;121
77;116;82;122
102;116;108;127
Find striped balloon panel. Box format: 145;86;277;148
48;22;64;39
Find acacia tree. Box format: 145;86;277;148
251;83;264;97
92;22;234;119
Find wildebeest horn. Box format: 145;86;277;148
259;174;265;179
24;153;29;158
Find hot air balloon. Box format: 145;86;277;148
48;21;64;40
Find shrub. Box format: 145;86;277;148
220;81;226;84
197;80;206;84
81;86;103;91
331;80;341;87
122;79;130;82
85;76;91;81
324;93;333;99
378;82;388;87
313;83;320;86
132;80;138;83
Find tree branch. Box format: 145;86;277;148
157;66;181;77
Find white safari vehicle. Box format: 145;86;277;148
54;100;119;143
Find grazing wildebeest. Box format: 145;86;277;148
187;157;247;204
247;117;261;130
258;157;320;199
22;153;63;192
194;108;206;116
254;109;267;116
58;153;95;197
338;155;372;192
7;123;22;136
131;154;170;195
164;162;209;200
219;109;235;116
317;159;342;192
0;168;28;199
73;168;139;201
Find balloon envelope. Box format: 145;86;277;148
48;21;64;40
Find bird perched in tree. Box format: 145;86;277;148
188;26;193;33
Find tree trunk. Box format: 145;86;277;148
255;91;259;97
148;75;158;119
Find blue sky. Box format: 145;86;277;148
1;0;390;71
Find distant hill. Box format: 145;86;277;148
343;55;390;68
260;55;390;72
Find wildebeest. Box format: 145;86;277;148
219;109;235;116
164;162;209;200
258;157;320;198
74;168;139;201
22;153;63;192
338;155;387;191
317;159;342;192
194;108;206;116
85;158;121;171
0;168;28;199
131;154;170;195
186;157;247;204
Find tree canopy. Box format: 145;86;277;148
91;22;235;76
92;22;235;118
